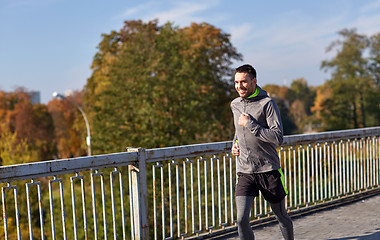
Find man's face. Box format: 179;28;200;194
234;72;257;98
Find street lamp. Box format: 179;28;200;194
53;92;92;156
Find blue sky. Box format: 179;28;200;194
1;0;380;103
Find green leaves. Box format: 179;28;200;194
319;28;380;130
84;20;242;154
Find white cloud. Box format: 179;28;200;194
115;0;219;26
359;0;380;14
114;2;158;20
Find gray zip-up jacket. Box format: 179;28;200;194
231;86;283;174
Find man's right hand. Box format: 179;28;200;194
231;142;240;156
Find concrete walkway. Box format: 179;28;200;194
215;193;380;240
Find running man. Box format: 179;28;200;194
231;64;294;240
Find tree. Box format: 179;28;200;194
0;122;38;165
368;33;380;125
84;20;242;154
321;28;378;130
262;84;297;134
0;88;56;161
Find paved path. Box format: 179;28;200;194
215;193;380;240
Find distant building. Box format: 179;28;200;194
28;91;41;104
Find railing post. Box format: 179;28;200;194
128;148;149;240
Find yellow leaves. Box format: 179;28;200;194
0;123;38;165
311;84;332;117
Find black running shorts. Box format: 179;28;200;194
235;169;288;203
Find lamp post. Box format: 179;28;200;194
53;92;92;156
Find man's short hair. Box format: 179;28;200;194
235;64;257;79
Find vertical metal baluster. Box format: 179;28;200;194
339;141;343;196
160;161;165;239
363;137;367;189
377;137;380;186
110;168;122;240
349;140;353;193
315;144;319;201
197;157;204;233
311;144;315;203
369;137;374;188
169;161;180;238
183;159;189;237
330;143;335;198
264;198;268;216
323;143;328;200
301;145;306;205
319;143;323;199
217;156;222;226
364;138;368;189
292;146;297;207
2;184;9;240
49;176;67;240
344;140;349;194
327;143;332;199
26;180;34;240
119;170;126;240
175;160;180;238
334;142;339;197
26;179;45;240
91;171;98;240
306;145;311;205
376;137;379;186
128;167;134;240
2;183;21;240
229;154;234;224
367;137;371;189
211;155;216;230
288;147;293;207
71;174;78;240
353;140;358;192
71;173;87;240
91;170;107;240
152;163;157;240
168;161;173;238
204;157;208;232
223;155;229;226
13;183;20;240
110;168;127;240
279;147;288;209
360;138;365;190
37;180;45;240
372;137;376;187
60;177;67;240
318;144;322;200
297;145;302;206
190;158;195;234
101;171;107;240
82;175;88;239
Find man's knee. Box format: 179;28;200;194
236;213;250;226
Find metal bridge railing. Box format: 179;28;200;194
0;127;379;239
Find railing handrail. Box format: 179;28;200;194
282;126;380;146
0;151;138;183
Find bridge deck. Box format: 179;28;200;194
214;193;380;240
